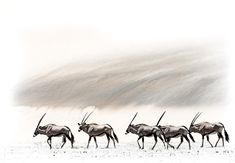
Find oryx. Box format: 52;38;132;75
78;112;119;148
125;112;166;150
189;112;229;147
33;113;75;149
158;113;195;150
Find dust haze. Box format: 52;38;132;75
15;45;226;109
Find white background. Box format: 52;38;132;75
0;0;235;162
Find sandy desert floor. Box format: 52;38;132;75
1;141;234;163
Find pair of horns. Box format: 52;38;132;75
36;111;93;128
128;111;166;126
190;112;202;126
81;111;94;123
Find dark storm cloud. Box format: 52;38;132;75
15;46;226;108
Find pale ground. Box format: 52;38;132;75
1;141;234;163
0;106;234;163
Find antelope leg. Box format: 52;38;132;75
201;135;205;147
152;135;157;150
220;133;225;147
166;138;169;149
184;135;191;150
141;137;144;149
166;138;174;149
137;137;141;149
168;143;175;149
206;135;213;148
176;136;184;149
93;137;98;148
166;138;175;149
65;134;73;148
87;136;92;148
159;135;166;148
47;137;52;149
61;135;66;148
109;135;116;148
106;134;110;148
215;133;222;147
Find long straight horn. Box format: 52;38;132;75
129;112;138;125
84;111;94;123
35;113;46;130
156;111;166;126
195;112;202;123
190;112;199;126
190;112;201;126
81;112;88;123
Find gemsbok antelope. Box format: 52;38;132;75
33;113;75;149
158;112;195;150
189;112;229;147
125;112;166;150
78;112;119;148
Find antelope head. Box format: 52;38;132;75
125;112;138;134
189;112;202;133
33;113;46;137
78;111;93;132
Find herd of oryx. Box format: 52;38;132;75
33;111;229;150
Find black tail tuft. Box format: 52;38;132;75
65;126;75;145
182;126;195;143
219;123;229;143
71;131;75;144
113;131;119;143
189;132;195;142
224;129;229;143
106;124;119;143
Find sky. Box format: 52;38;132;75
1;0;234;80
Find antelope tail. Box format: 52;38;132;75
65;126;75;144
182;126;195;142
70;131;75;144
113;130;119;143
219;123;229;143
188;132;195;143
106;124;119;143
